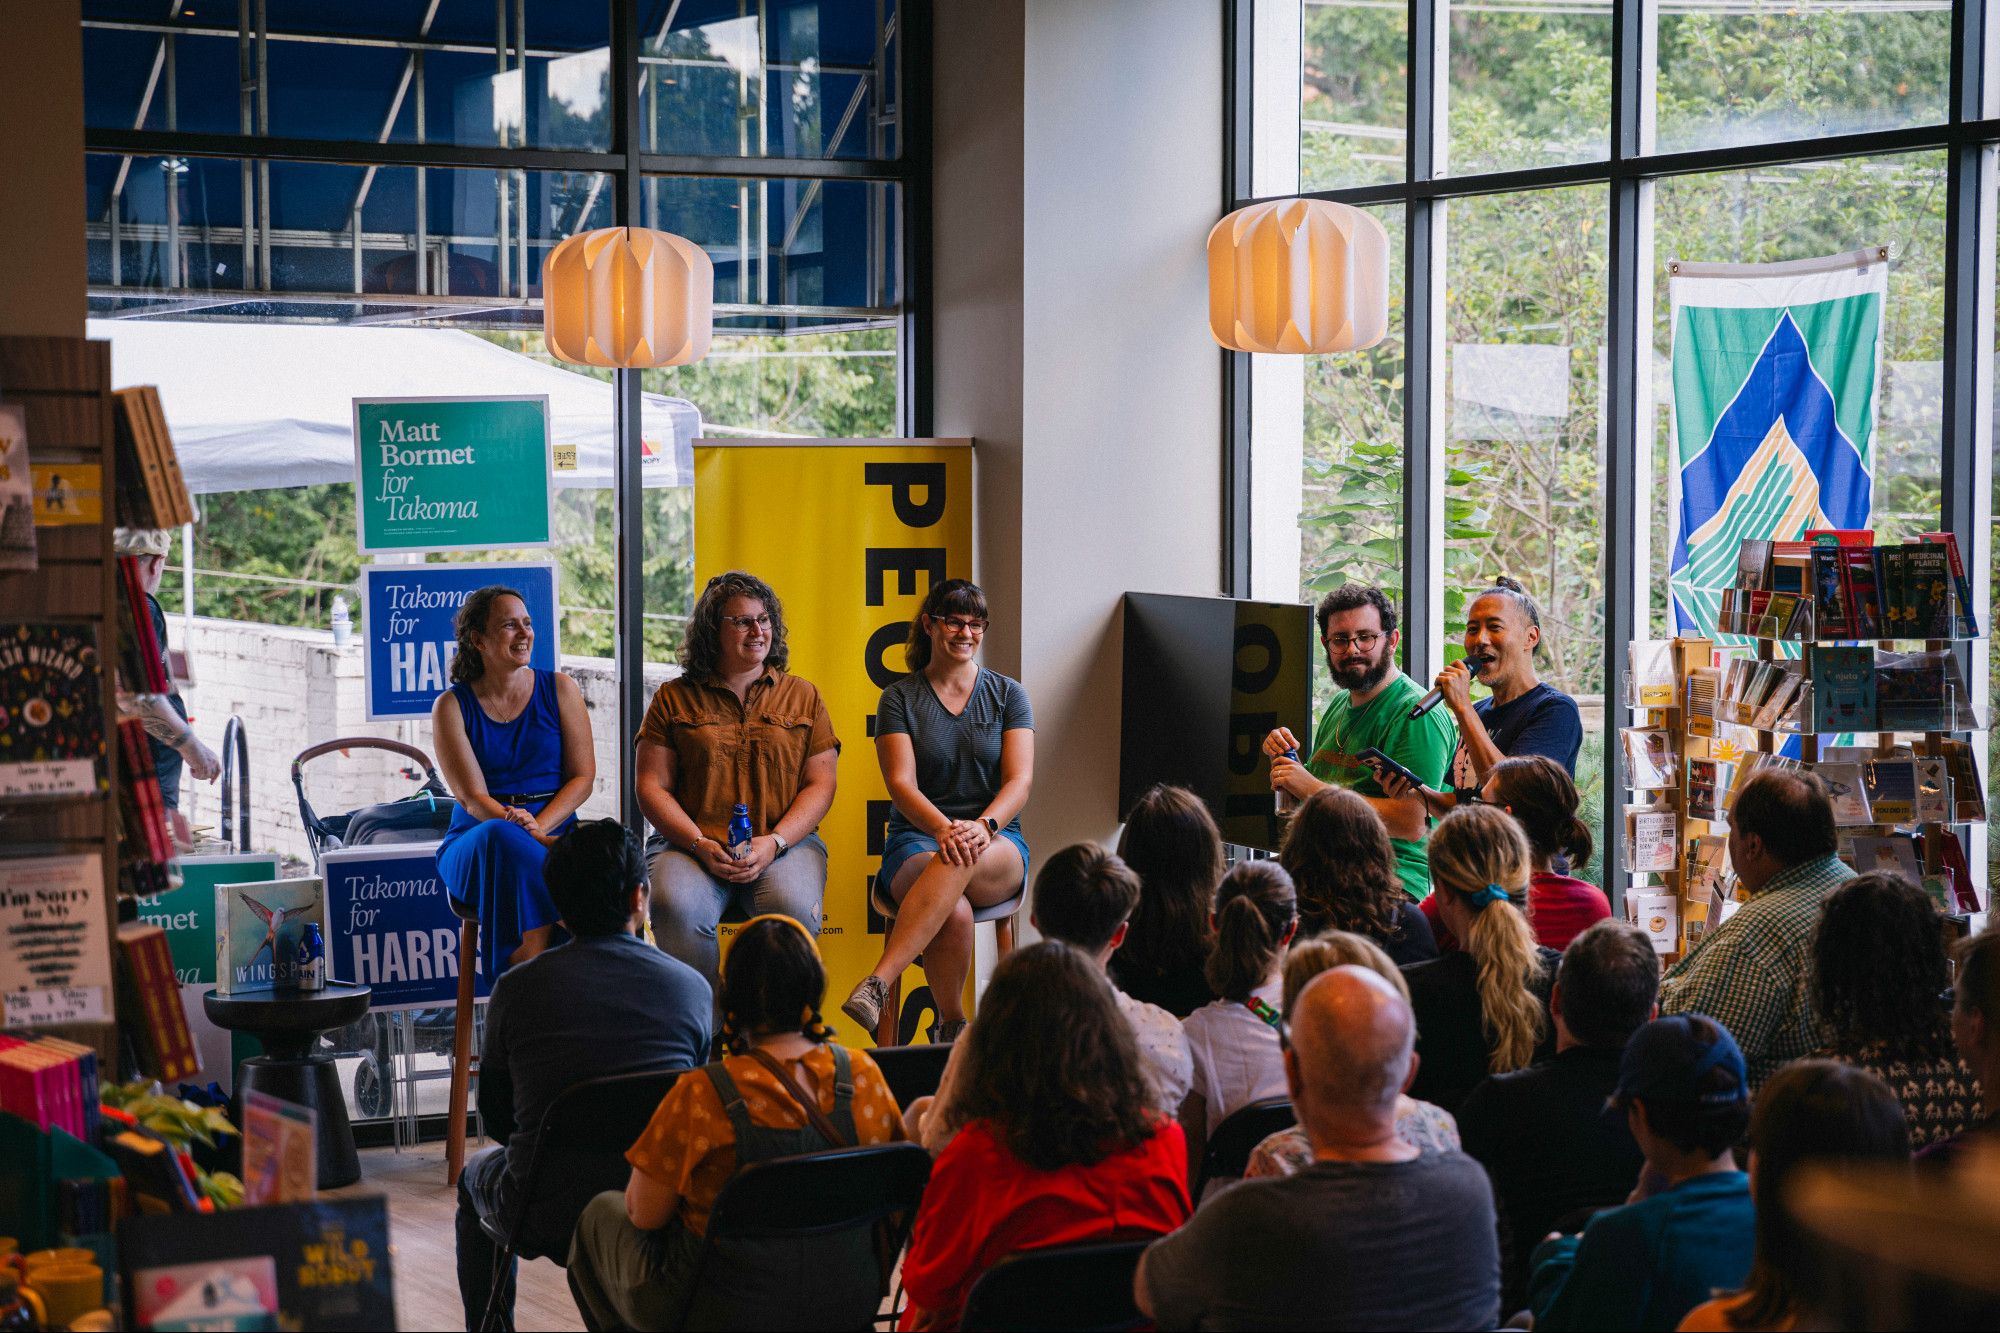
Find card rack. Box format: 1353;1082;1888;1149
0;335;121;1065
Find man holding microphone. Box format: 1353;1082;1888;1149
1263;584;1457;901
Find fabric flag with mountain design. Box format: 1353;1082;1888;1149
1668;250;1883;638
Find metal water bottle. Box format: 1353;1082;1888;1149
728;803;754;861
296;922;327;991
1275;748;1302;817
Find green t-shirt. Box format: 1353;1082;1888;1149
1305;672;1459;900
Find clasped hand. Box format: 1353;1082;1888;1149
937;819;991;867
501;805;557;847
696;834;779;882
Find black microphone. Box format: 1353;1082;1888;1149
1408;654;1493;720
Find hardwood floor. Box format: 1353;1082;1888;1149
330;1143;585;1332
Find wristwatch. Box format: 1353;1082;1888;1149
773;832;790;856
981;816;1000;836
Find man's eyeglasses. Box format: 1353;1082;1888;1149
934;616;988;635
721;613;773;631
1323;631;1384;652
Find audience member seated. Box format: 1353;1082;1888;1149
1458;919;1655;1309
434;585;599;978
1659;770;1854;1088
1135;966;1501;1331
1401;805;1556;1114
846;579;1035;1043
456;820;712;1332
1262;583;1458;902
1108;784;1225;1018
1280;787;1437;966
906;844;1194;1150
1809;871;1980;1150
1528;1015;1754;1332
1925;927;2000;1167
1245;933;1460;1178
1421;755;1609;953
1677;1060;1912;1332
567;916;904;1332
1180;862;1298;1183
899;942;1190;1330
634;571;838;994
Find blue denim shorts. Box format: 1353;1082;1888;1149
877;822;1031;904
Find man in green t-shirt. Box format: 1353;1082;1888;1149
1263;584;1458;899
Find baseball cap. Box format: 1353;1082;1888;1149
1606;1013;1748;1114
114;528;173;558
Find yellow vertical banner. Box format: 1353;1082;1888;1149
693;440;974;1044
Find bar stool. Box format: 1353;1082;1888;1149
867;874;1023;1047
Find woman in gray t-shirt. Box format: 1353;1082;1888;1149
841;579;1035;1043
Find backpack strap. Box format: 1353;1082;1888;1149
701;1061;758;1143
745;1046;854;1149
826;1043;859;1145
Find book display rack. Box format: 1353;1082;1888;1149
1627;531;1987;959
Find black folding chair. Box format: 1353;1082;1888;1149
673;1141;934;1331
1193;1096;1295;1198
960;1238;1155;1332
478;1065;688;1331
868;1042;953;1111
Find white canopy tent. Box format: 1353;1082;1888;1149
89;318;700;492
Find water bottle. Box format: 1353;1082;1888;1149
295;922;326;991
329;594;353;647
727;804;754;862
1276;748;1302;816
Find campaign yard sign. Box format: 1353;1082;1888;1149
361;561;558;722
353;396;554;553
322;844;489;1011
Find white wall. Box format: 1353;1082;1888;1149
935;0;1226;901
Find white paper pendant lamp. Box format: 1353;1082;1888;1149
1207;198;1390;354
543;226;714;368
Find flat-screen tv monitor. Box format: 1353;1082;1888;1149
1119;592;1314;853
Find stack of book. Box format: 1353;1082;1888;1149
111;385;193;530
0;1034;101;1140
1720;531;1980;640
116;920;199;1083
114;554;170;695
114;717;174;898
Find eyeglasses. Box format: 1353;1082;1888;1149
934;616;987;635
721;613;772;631
1323;631;1384;652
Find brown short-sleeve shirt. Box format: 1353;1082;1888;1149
636;668;839;843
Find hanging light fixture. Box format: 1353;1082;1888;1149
1206;198;1390;354
543;226;714;368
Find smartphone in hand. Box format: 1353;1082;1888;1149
1356;746;1425;791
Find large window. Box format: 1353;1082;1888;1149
1238;0;1993;902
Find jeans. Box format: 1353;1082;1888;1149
647;834;827;991
455;1147;514;1331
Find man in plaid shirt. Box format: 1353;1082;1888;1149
1659;770;1854;1088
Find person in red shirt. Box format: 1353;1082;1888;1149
898;941;1191;1330
1422;755;1610;953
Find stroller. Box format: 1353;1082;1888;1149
292;736;460;1120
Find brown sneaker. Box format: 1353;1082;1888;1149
842;975;891;1034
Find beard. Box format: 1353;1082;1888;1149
1330;647;1394;694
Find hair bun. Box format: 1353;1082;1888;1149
1493;574;1525;593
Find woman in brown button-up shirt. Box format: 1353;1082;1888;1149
634;571;840;989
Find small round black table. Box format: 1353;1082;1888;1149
202;983;373;1189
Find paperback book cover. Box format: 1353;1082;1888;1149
1902;544;1953;640
0;622;106;800
1808;645;1876;732
216;878;324;995
122;1196;395;1331
1843;548;1884;638
1813;761;1875;827
0;404;33;572
1918;532;1980;637
1810;545;1851;639
1737;539;1773;592
1862;759;1919;827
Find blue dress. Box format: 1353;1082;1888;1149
435;669;574;981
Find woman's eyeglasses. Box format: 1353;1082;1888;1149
934;616;988;635
721;613;773;630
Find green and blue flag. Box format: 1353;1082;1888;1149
1668;250;1883;638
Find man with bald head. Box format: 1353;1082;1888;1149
1135;967;1500;1330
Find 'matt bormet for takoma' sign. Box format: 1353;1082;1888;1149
353;395;554;554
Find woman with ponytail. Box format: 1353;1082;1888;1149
1403;804;1559;1114
1422;755;1611;953
570;915;907;1330
1179;862;1298;1187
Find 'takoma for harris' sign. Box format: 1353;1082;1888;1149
353;396;554;553
361;561;559;721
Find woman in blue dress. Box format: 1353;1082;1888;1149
433;585;597;980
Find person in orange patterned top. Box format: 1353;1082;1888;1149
566;915;905;1330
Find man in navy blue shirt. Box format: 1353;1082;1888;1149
1379;577;1583;818
456;819;712;1330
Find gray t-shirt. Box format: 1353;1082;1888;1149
1143;1151;1501;1331
876;667;1033;831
